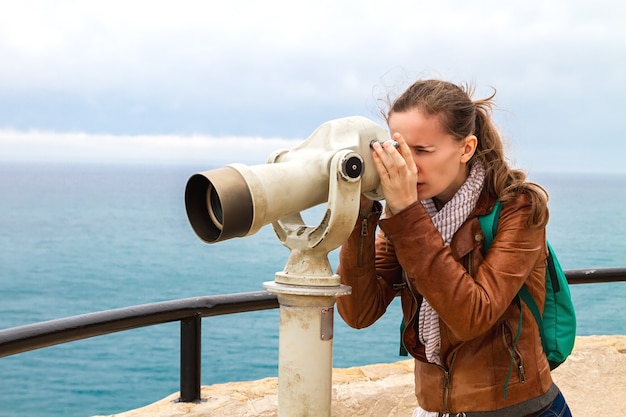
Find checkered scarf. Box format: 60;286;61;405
418;161;485;365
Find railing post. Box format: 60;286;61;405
180;313;202;402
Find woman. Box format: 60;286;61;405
336;79;572;416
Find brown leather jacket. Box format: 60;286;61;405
337;191;557;415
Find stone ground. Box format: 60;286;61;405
94;336;626;417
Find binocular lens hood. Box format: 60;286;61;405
185;166;254;243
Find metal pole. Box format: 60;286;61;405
180;314;201;402
565;267;626;285
264;282;350;417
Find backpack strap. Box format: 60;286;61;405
518;285;544;345
478;200;523;398
478;200;503;247
399;318;408;356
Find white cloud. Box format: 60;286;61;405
0;129;302;166
2;0;624;96
0;0;625;173
1;125;622;174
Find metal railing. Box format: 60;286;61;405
0;291;278;402
0;267;625;403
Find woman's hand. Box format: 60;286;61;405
371;133;418;216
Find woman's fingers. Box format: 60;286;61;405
372;139;403;176
371;134;418;215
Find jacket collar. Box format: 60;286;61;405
473;187;498;217
449;188;497;260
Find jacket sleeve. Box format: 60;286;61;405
378;195;546;341
336;204;401;329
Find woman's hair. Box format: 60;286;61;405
383;79;549;228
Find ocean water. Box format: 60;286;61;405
0;162;625;417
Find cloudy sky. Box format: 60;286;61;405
0;0;625;172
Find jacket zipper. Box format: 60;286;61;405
402;273;457;412
357;218;368;267
401;271;418;353
442;352;458;412
502;322;526;383
513;340;526;382
443;368;451;410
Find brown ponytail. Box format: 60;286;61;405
472;92;549;228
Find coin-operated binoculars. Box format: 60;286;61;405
184;116;388;417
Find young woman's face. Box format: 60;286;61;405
388;108;474;204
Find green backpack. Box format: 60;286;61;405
478;200;577;371
399;201;577;375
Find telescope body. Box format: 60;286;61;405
185;116;388;244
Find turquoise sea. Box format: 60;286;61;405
1;162;625;417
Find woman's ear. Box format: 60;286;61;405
460;134;478;163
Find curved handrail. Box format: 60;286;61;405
0;267;624;402
0;291;278;357
563;267;626;285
